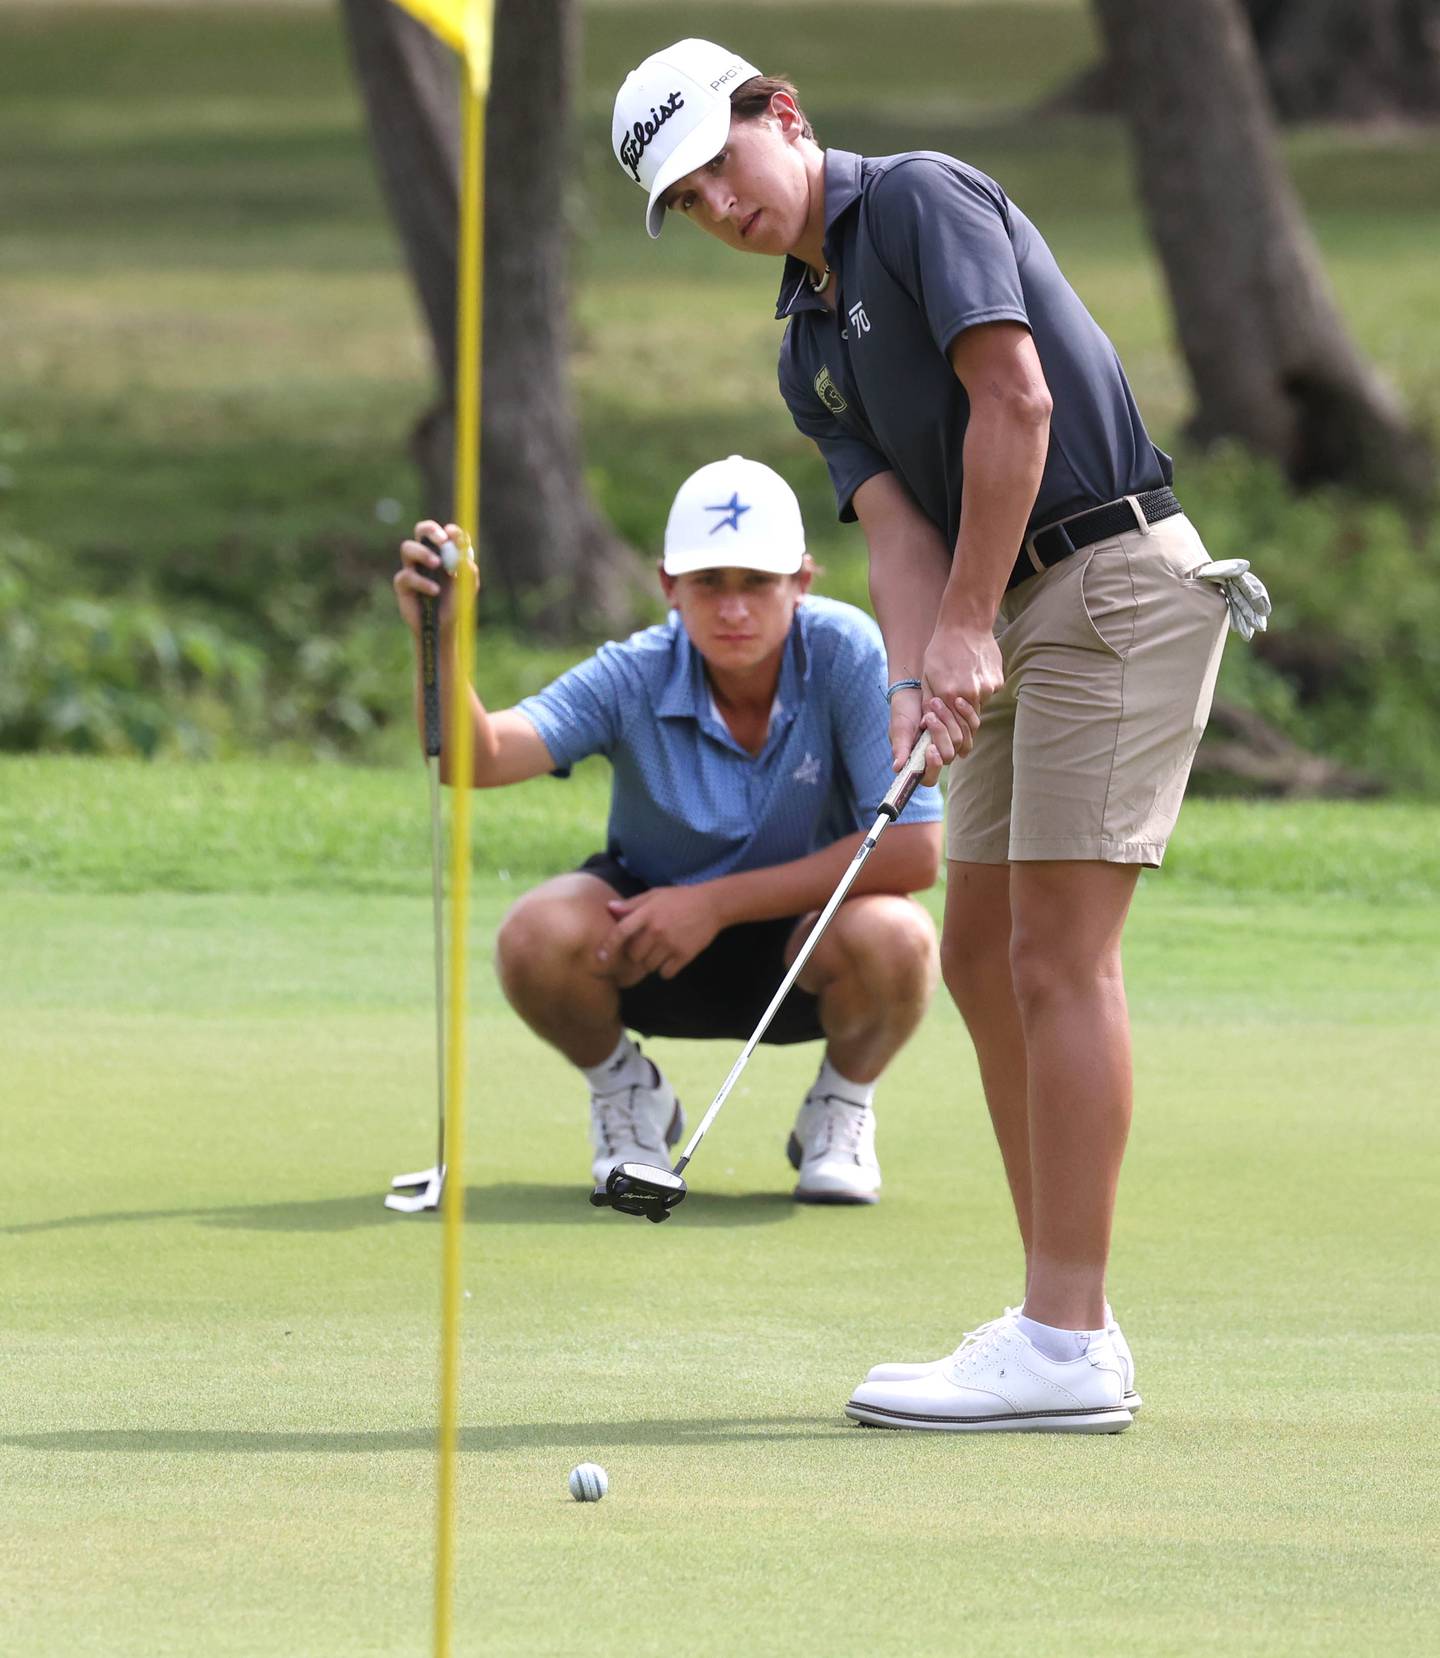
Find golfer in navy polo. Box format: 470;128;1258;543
392;455;942;1205
612;39;1271;1431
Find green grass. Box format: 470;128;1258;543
5;756;1440;904
3;760;1439;1653
4;3;1440;786
2;2;1437;589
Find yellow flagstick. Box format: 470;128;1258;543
435;7;492;1658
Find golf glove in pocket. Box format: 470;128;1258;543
1193;559;1272;642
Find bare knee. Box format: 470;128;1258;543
1007;865;1136;1021
495;885;604;993
822;897;938;1002
940;905;1014;1013
940;863;1012;1010
1008;923;1123;1023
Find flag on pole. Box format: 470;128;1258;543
378;5;495;1656
389;0;493;91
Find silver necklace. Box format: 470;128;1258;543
808;264;832;294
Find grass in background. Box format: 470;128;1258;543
3;3;1440;780
4;755;1440;906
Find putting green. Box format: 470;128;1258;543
4;796;1437;1654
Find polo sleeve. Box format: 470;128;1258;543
868;157;1030;356
826;616;944;826
778;342;891;524
513;644;627;775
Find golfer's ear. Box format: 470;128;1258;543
657;563;678;606
772;90;804;139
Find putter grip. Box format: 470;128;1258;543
877;731;933;820
418;534;445;759
420;597;441;758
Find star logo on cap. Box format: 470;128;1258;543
705;493;751;534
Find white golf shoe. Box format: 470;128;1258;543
786;1090;881;1204
589;1057;684;1188
845;1316;1133;1433
863;1307;1143;1414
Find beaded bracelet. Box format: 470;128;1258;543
885;678;923;702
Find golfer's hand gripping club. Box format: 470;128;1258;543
590;732;933;1222
674;728;931;1170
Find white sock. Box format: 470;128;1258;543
581;1034;650;1095
1015;1313;1108;1363
813;1055;875;1109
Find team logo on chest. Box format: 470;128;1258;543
814;365;848;416
847;299;870;334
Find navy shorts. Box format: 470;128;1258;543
578;852;824;1046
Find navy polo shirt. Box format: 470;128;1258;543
777;149;1171;552
515;595;942;889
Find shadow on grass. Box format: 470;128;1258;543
4;1415;841;1455
1;1184;796;1236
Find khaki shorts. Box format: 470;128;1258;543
946;512;1228;867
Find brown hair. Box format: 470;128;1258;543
729;76;815;141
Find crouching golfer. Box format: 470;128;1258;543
392;455;942;1203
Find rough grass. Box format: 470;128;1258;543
2;2;1437;589
5;4;1440;794
4;755;1440;905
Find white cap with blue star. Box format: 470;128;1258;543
663;454;807;577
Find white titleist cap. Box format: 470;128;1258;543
612;38;761;239
663;455;806;577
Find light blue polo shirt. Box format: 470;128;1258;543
515;595;942;889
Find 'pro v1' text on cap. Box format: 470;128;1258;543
663;456;805;577
612;39;761;239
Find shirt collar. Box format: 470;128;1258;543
775;149;866;320
655;613;706;720
654;604;814;724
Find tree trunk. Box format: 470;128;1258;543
1055;1;1440;123
1093;0;1434;505
1247;0;1440;121
339;0;638;635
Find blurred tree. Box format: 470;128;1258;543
339;0;636;636
1244;0;1440;120
1094;0;1434;505
1063;0;1440;121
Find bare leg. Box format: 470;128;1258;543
792;895;938;1081
940;861;1032;1270
493;874;642;1068
1008;860;1139;1331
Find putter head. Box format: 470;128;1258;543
385;1165;445;1213
589;1161;687;1224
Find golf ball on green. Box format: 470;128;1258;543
568;1463;608;1502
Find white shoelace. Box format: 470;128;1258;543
590;1083;665;1156
946;1310;1019;1375
804;1094;872;1161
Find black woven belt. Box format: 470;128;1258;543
1008;487;1183;590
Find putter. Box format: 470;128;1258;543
387;531;462;1215
590;729;935;1222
